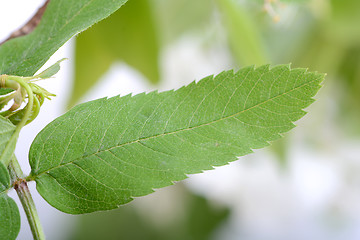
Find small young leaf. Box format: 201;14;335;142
34;58;67;79
0;162;20;240
29;65;324;214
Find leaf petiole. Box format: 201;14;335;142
8;156;45;240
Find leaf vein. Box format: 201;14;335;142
33;77;318;177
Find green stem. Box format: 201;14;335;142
9;156;45;240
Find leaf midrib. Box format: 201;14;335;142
33;79;315;178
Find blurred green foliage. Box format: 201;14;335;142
69;186;229;240
69;0;159;107
151;0;213;44
216;0;268;65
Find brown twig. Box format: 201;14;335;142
0;0;50;45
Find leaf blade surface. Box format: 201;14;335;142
29;65;324;214
0;0;128;76
0;162;20;240
0;116;16;165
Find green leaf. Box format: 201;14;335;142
0;0;128;76
0;89;13;96
0;195;21;240
34;58;67;79
69;0;159;107
0;162;10;193
216;0;267;65
0;116;16;165
29;65;324;214
0;162;20;240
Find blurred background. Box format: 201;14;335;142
1;0;360;239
